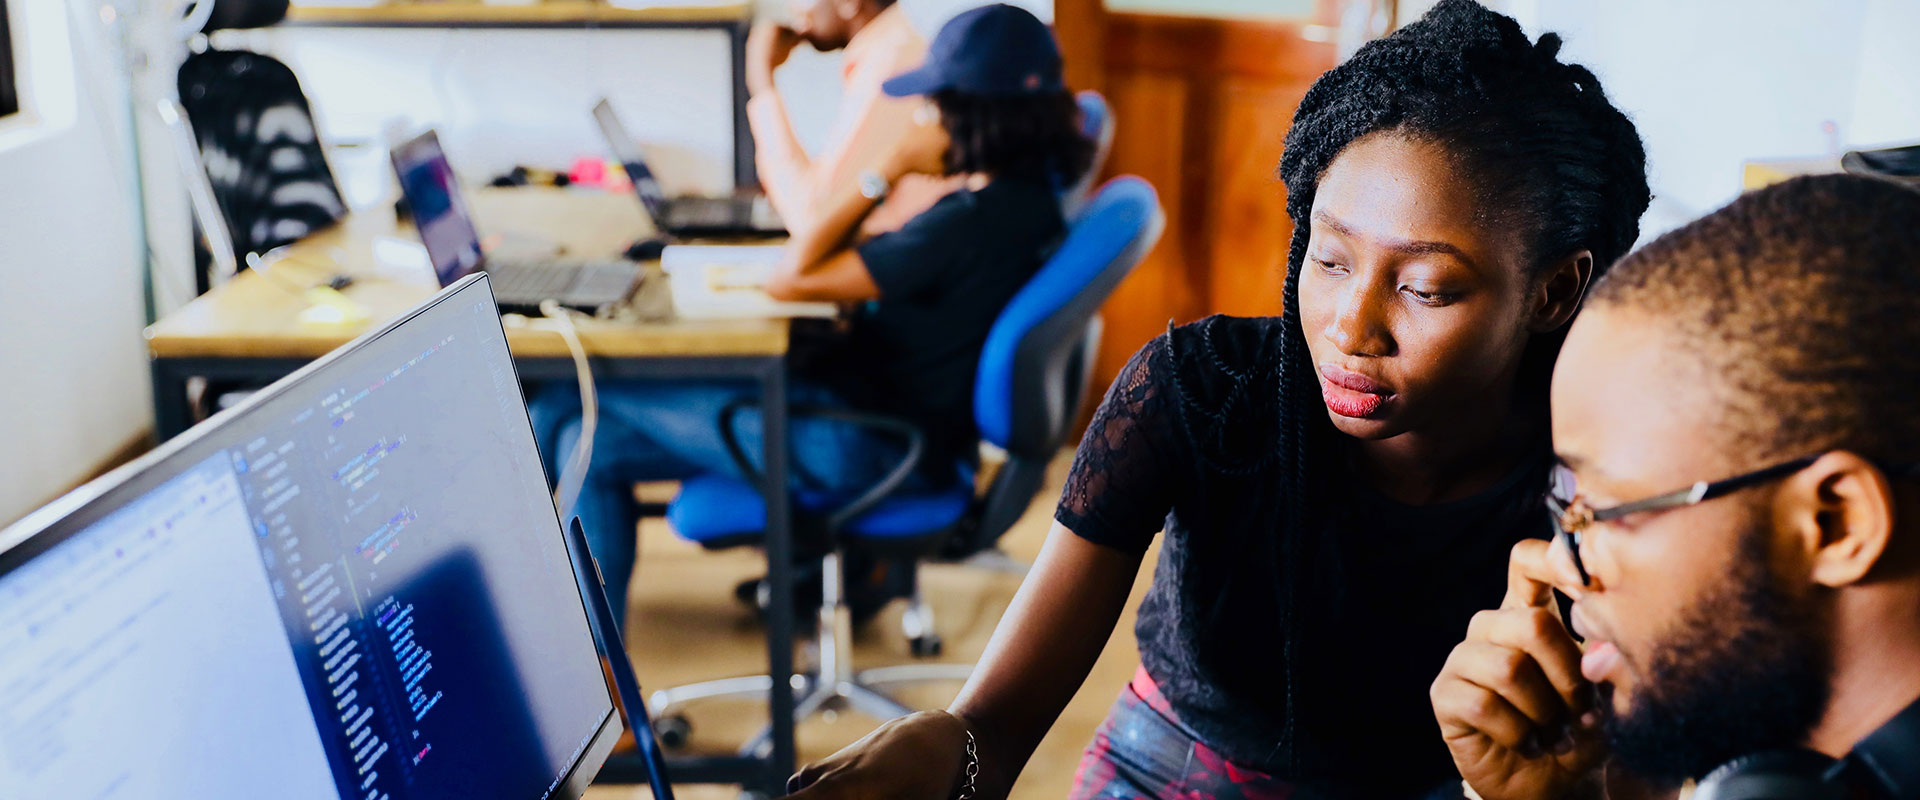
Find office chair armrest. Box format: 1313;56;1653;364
716;399;929;535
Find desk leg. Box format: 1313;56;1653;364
731;19;756;191
758;360;796;794
151;359;194;442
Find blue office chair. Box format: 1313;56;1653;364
647;177;1165;750
1063;91;1116;219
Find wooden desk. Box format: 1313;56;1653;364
146;189;787;365
144;187;801;794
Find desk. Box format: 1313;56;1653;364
144;188;799;794
280;0;757;189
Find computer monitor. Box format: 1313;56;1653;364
590;99;672;221
0;275;620;799
391;131;486;287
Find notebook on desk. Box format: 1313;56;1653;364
660;245;838;320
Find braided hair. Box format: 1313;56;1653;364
1263;0;1650;766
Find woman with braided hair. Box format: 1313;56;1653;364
784;2;1650;798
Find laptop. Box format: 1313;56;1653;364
391;130;643;312
0;275;673;800
592;99;785;238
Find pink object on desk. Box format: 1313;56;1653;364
568;156;606;187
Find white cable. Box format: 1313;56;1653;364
540;300;598;520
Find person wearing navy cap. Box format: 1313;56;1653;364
529;4;1093;638
764;0;1092;482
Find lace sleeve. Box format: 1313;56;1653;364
1054;335;1187;554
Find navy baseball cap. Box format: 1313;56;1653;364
882;4;1065;98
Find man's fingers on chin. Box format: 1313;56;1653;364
1481;607;1587;711
1436;682;1533;749
1453;641;1569;729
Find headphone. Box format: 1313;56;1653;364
1692;698;1920;800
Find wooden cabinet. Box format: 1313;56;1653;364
1059;0;1338;403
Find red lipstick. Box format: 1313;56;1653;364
1318;364;1394;419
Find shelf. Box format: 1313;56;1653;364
283;0;750;29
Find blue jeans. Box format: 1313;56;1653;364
528;378;916;625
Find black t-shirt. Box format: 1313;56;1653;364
826;175;1064;463
1056;314;1551;797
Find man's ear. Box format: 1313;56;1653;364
833;0;865;21
1781;451;1896;588
1529;250;1594;333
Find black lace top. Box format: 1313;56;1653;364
1057;315;1551;796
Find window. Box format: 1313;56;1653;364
0;0;16;119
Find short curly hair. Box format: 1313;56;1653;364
1590;174;1920;464
933;89;1094;184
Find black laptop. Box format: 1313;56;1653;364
592;99;785;238
391;130;643;312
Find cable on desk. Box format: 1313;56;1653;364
246;245;359;294
541;299;599;521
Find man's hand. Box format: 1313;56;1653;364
747;21;804;97
1432;539;1604;800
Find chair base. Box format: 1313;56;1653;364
648;553;973;757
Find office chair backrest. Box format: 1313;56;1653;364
958;176;1163;553
196;0;289;31
177;47;344;286
1062;91;1115;219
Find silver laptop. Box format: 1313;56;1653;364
391;130;642;312
0;276;626;799
592;99;784;238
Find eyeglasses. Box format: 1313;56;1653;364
1546;455;1920;587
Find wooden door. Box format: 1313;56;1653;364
1058;0;1339;403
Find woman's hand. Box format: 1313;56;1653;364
783;710;971;799
1431;540;1605;800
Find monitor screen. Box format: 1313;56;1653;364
0;276;617;800
392;131;486;287
590;100;670;219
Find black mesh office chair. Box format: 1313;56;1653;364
173;0;344;293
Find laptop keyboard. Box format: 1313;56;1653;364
487;260;580;299
671;197;752;228
485;258;642;309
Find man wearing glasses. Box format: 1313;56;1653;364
1430;174;1920;800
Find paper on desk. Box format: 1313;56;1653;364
660;245;837;320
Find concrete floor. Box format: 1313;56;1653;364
584;452;1161;799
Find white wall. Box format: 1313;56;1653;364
1508;0;1915;240
243;0;1050;198
0;0;153;524
238;27;741;197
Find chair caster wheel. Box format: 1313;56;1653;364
910;634;943;658
656;713;692;749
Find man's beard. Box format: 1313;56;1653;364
1601;525;1832;784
